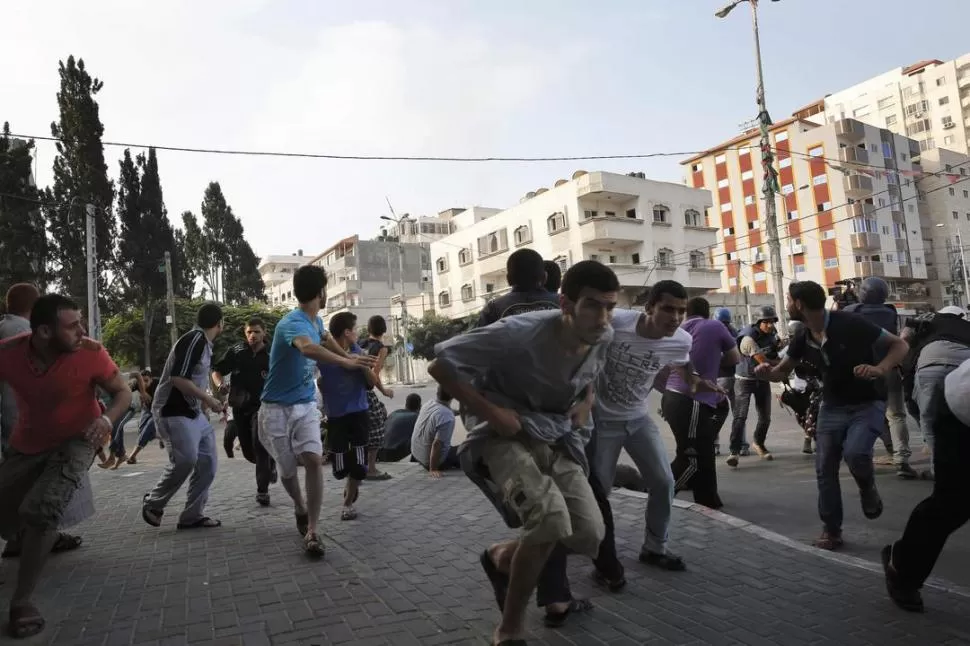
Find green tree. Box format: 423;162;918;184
171;228;194;298
42;56;116;309
0;124;48;289
406;312;473;360
180;210;209;297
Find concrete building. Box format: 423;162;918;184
919;148;970;306
683;115;943;312
429;171;721;320
260;251;318;306
823;54;970;156
377;213;454;245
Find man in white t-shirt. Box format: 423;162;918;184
590;280;720;580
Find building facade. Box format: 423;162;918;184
919;148;970;306
377;213;454;245
261;251;319;306
429;171;721;320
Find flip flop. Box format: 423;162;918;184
51;533;83;553
480;550;509;612
8;602;45;639
304;532;325;558
176;517;222;530
543;598;594;628
365;471;392;481
340;507;358;521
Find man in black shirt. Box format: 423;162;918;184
476;249;558;327
757;281;908;551
213;318;275;506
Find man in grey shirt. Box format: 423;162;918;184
429;260;619;646
410;387;458;475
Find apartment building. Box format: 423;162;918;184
429;171;721;319
377;213;454;245
824;54;970;156
919;148;970;306
683;116;943;311
259;251;318;306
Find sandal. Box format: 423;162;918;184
480;550;509;612
176;517;222;530
111;455;127;470
126;456;138;465
590;569;626;593
8;602;45;639
2;532;82;558
295;512;309;537
141;503;164;528
304;532;325;558
340;507;358;521
813;531;844;551
365;471;392;481
543;598;593;628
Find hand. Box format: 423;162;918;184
754;363;774;379
429;469;442;479
382;387;395;399
83;416;112;446
854;364;884;380
569;386;595;428
345;355;377;370
692;378;725;395
488;406;522;437
206;395;225;413
140;393;152;407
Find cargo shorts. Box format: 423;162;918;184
0;437;95;539
480;434;604;557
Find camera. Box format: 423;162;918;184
828;279;859;311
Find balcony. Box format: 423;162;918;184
850;232;880;250
927;267;939;280
835;118;865;141
844;175;873;198
855;261;884;276
839;147;869;166
898;266;913;279
895;238;909;252
847;202;875;219
578;216;646;245
477;249;509;277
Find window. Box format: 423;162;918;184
744;195;754;205
656;248;673;267
964;190;969;198
689;252;707;269
853;106;870;118
478;229;509;257
919;138;935;151
458;248;472;266
554;255;568;273
741;170;754;181
653;205;670;223
738;146;750;157
691;163;703;172
886;115;897;127
720;202;733;213
513;224;531;246
936;77;946;87
823;229;836;240
945;135;956;146
878;198;886;207
779;157;792;168
950;188;956;196
788;210;799;221
885;253;896;264
882;226;890;235
809;146;824;157
547;212;567;233
870;143;879;153
877;96;895;110
812;174;827;186
626;209;637;219
583;210;598;219
436;256;448;273
725;252;734;261
781;184;794;195
438;290;451;307
754;271;767;281
908;204;915;213
684;209;702;227
882;142;893;159
728;277;738;287
794;264;807;275
954;211;959;220
604;211;616;218
631;253;641;265
915;256;923;265
748;221;757;230
942;116;955;128
715;153;727;164
939;96;950;106
460;284;475;302
817;201;832;212
824;258;839;268
775;131;789;143
905;100;929;116
723;226;735;236
717;178;730;189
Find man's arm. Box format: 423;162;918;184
721;347;741;367
293;336;373;370
369;347;393;397
740;336;777;366
211;347;236;392
168;331;224;412
99;369;133;425
755;355;798;382
856;331;909;379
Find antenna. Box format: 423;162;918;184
385;196;399;221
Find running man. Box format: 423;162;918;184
212;317;276;505
430;260;618;646
257;265;375;556
126;370;159;464
142;303;226;531
730;305;782;463
0;294;132;638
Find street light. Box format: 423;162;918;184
717;0;787;331
380;213;414;384
936;223;970;307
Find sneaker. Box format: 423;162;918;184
861;484;884;520
739;444;751;457
896;463;918;480
255;492;270;507
752;444;773;461
639;550;686;571
802;437;814;454
726;453;739;468
881;545;924;612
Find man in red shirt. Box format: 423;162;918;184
0;294;132;639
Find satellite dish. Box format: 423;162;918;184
554;179;568;187
535;187;548;195
572;170;588;179
525;191;536;199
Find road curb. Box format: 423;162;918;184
613;487;970;600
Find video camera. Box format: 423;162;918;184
828;279;859;311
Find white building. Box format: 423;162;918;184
259;251;318;306
919;148;970;306
824;54;970;156
429;171;721;320
377;213;454;245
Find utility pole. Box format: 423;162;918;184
381;203;413;385
717;0;787;330
84;203;100;339
164;251;177;346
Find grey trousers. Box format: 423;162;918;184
145;414;218;525
885;369;911;464
914;364;962;468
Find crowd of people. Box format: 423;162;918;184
1;252;969;642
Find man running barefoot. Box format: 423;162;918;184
430;260;618;646
142;304;226;531
258;266;375;556
0;294;132;639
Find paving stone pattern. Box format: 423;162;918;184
2;447;969;645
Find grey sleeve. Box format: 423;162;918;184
433;323;512;379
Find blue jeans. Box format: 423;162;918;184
109;409;135;457
815;401;886;534
136;410;158;448
914;364;959;465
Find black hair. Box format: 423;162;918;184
405;393;422;412
293;265;328;304
328;311;357;338
789;280;827;311
645;280;688;308
543;260;562;293
197;302;223;329
437;386;454;402
686;297;710;319
368;315;388;336
560;260;620;302
29;294;79;332
245;317;265;329
506;249;545;289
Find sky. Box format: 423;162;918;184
3;0;969;260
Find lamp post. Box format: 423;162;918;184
380;214;413;384
936;223;970;307
716;0;787;329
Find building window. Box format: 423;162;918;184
779;157;792;168
547;212;567;234
809;146;824;157
438;290;451;307
723;226;735;236
754;271;767;281
812;174;827;186
553;255;568;273
788;210;798;221
823;229;836;240
715;154;726;165
717;178;730;188
919;138;935;151
954;211;960;220
583;210;598;219
748;221;757;230
775;131;789;143
740;170;754;181
744;195;754;205
877;96;895;110
781;184;794;195
460;284;474;302
477;229;509;257
684;209;702;227
886;115;897;127
945;135;956;146
824;258;839;268
939;96;950;106
691;163;703;172
794;264;807;275
720;202;733;213
653;205;669;223
435;256;448;273
513;224;532;246
625;209;637;219
942;116;955;128
937;77;946;87
951;189;956;196
689;251;707;269
656;248;673;267
458;248;472;266
728;277;738;287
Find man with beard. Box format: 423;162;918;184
212;318;276;506
430;260;617;646
757;281;908;550
0;294;132;638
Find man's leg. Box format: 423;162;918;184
751;381;773;458
291;403;325;548
258;405;309;536
915;367;948;465
690;404;722;509
886;370;912;476
729;380;754;462
144;418;201;517
587;418;629;585
662;392;694;490
842;403;886;523
365;393;390;479
178;418;219;526
813;405;849;547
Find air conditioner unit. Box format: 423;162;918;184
943;122;956;129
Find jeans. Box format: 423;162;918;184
885;370;910;464
136;410;158;448
731;379;771;452
108;409;135;457
914;364;960;463
145;415;219;525
892;384;970;589
662;391;720;507
815;401;886;534
589;414;673;555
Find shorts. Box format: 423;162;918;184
257;402;322;479
327;410;369;481
365;390;388;449
0;437;96;539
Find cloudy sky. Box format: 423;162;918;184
3;0;968;259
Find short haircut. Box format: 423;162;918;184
293;265;328;304
405;393;422;411
543;261;562;293
328;311;357;338
368;315;387;336
686;297;710;319
645;280;688;308
506;249;545;289
197;303;223;329
789;280;827;311
437;385;454;402
30;293;79;332
245;317;265;329
5;283;40;317
560;260;620;302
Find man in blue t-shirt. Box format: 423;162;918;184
318;311;379;521
258;266;375;557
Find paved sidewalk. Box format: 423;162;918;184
2;447;969;646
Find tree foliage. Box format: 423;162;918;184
42;56;115;308
0;124;48;290
405;312;474;360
